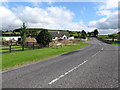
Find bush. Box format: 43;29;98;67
36;30;52;47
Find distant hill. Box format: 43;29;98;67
13;28;70;33
2;28;75;37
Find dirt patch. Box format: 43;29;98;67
49;39;77;47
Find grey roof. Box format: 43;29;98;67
50;32;70;38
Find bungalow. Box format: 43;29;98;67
50;32;70;40
1;36;21;41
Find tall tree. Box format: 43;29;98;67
36;30;52;47
81;30;86;39
93;29;99;36
20;23;27;45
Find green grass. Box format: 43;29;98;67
0;45;32;52
87;37;91;41
1;45;21;48
112;43;120;46
2;41;90;70
98;35;109;39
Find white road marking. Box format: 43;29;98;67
101;48;104;50
49;60;88;85
92;51;101;57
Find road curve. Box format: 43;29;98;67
2;38;119;88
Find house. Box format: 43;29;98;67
1;36;21;41
50;32;70;40
68;36;74;40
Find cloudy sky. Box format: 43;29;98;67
0;0;119;34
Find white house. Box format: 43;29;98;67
1;36;21;41
68;36;74;40
50;32;70;40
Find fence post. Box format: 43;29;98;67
22;44;24;51
11;40;12;45
27;42;28;47
9;45;11;53
33;42;35;49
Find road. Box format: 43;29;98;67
2;38;119;88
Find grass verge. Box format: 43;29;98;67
112;43;120;46
2;41;90;70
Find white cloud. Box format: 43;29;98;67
88;0;119;34
1;6;88;32
89;13;118;29
18;6;75;29
0;6;22;30
96;10;117;17
99;0;119;10
98;29;118;35
89;0;119;30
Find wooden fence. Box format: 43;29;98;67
0;42;41;53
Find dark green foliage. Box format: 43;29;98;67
118;32;120;40
81;30;87;39
20;23;27;44
77;31;81;38
87;32;92;36
93;29;99;36
36;30;52;47
108;34;117;42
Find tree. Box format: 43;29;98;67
118;32;120;40
77;31;81;38
93;29;99;36
20;23;27;44
81;30;86;39
108;33;117;42
87;32;92;36
36;30;52;47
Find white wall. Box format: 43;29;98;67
62;35;67;39
2;36;21;41
68;36;74;40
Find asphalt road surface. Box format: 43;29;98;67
2;38;119;88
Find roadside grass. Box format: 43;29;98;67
112;43;120;46
1;45;21;49
0;45;34;53
98;35;109;39
2;41;90;70
0;45;29;53
87;37;91;41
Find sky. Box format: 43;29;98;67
0;0;119;35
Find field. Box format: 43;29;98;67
112;43;120;46
98;35;109;39
2;41;90;70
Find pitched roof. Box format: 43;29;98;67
25;38;37;42
50;32;70;38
